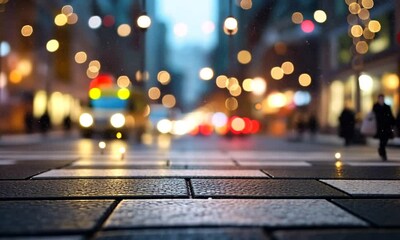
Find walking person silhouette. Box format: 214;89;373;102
372;94;395;161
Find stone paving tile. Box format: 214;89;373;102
170;161;236;166
237;161;311;166
321;180;400;196
0;236;84;240
191;179;349;198
104;199;367;228
0;200;114;235
263;166;400;179
273;229;400;240
0;165;51;180
71;161;168;167
0;179;188;199
332;199;400;227
95;228;269;240
34;169;268;178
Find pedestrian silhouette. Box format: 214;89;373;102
339;106;356;146
39;111;51;135
372;94;395;161
307;113;318;141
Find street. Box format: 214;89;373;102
1;133;400;239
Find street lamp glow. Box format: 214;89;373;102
199;67;214;80
46;39;59;52
0;41;10;57
224;16;238;35
137;14;151;29
251;77;267;96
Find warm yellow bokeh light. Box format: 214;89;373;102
237;50;252;64
314;10;327;23
21;25;33;37
67;13;78;25
89;88;101;99
358;8;370;20
351;25;363;38
216;75;228;88
252;77;267;95
225;97;238;111
157;71;171;85
9;70;22;84
148;87;161;100
299;73;312;87
74;51;87;64
62;5;74;16
117;76;131;88
231;118;245;132
271;67;284;80
292;12;303;24
162;94;176;108
240;0;252;10
267;92;287;108
199;67;214;80
89;60;101;72
383;73;399;90
362;0;374;9
46;39;59;52
281;61;294;75
117;24;131;37
55;14;68;26
242;78;253;92
368;20;381;33
117;88;130;100
349;3;361;14
87;69;99;79
356;41;369;54
17;59;32;76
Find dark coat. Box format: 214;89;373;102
338;108;355;139
372;103;395;139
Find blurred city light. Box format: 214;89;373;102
199;67;214;80
293;91;311;106
298;73;312;87
271;67;284;80
148;87;161;100
21;25;33;37
251;77;267;95
74;51;87;64
291;12;303;24
88;16;102;29
201;21;215;34
0;41;10;56
157;71;171;85
224;16;238;35
383;73;399;90
117;88;130;100
359;74;373;92
313;10;327;23
281;61;294;75
117;76;131;88
240;0;252;10
174;23;188;37
137;14;152;29
157;119;173;134
54;13;68;26
301;20;315;33
267;92;287;108
237;50;252;64
46;39;59;52
162;94;176;108
117;24;131;37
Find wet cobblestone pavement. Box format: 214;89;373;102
1;136;400;239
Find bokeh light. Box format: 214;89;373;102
281;61;294;75
271;67;284;80
314;10;327;23
74;51;87;64
174;23;188;37
157;71;171;85
137;14;152;29
148;87;161;100
199;67;214;80
117;24;131;37
299;73;312;87
252;77;267;95
55;14;68;26
237;50;252;64
21;25;33;37
88;16;102;29
301;20;315;33
117;76;131;88
292;12;303;24
162;94;176;108
46;39;59;52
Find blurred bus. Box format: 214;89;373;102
78;73;148;140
